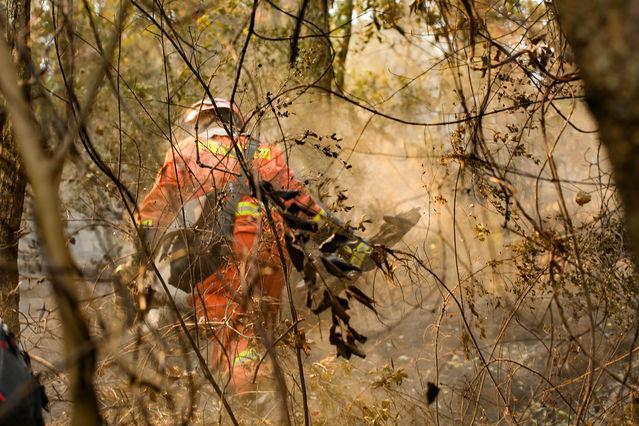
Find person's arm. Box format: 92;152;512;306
255;144;330;227
138;163;182;227
136;151;188;254
257;144;378;270
257;144;372;260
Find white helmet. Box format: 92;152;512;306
184;98;245;127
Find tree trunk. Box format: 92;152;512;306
307;0;333;91
0;0;29;332
0;20;104;425
333;0;354;91
554;1;639;264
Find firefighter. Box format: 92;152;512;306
135;97;336;393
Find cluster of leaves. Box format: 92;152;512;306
512;215;639;328
305;357;423;424
293;129;353;169
371;363;408;389
358;0;407;42
258;180;390;359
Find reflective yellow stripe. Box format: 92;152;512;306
236;201;260;211
232;348;260;366
255;147;271;159
311;209;328;225
235;201;261;217
198;140;271;160
140;219;154;226
235;209;261;217
349;242;372;268
197;139;234;157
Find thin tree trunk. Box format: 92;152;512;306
554;1;639;264
0;0;29;332
334;0;353;91
0;30;103;426
307;0;333;91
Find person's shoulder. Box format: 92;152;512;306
251;138;281;161
173;135;196;153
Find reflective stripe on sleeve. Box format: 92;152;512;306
235;200;261;217
140;219;154;226
311;208;328;226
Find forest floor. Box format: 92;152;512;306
18;272;568;425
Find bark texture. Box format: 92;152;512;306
555;1;639;262
0;0;29;331
333;0;353;90
307;0;333;91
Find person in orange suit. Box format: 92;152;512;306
135;98;330;394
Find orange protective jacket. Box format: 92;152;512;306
137;127;325;232
136;127;327;308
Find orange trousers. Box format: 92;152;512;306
191;199;285;392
